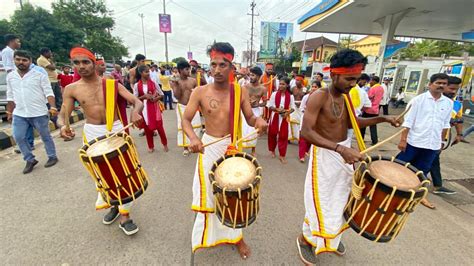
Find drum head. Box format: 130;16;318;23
215;157;256;190
368;161;420;191
86;135;127;157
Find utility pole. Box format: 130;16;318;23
247;0;258;66
139;13;146;57
163;0;169;64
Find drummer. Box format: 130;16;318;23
57;47;144;236
297;49;399;264
182;42;267;259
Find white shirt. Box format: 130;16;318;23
6;69;54;117
267;91;296;128
150;70;161;85
133;81;163;125
1;46;15;72
354;85;372;116
380;83;390;105
299;94;309;113
403;91;453;150
396;92;405;101
289;78;296;89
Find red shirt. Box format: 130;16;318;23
57;73;74;88
365;84;384;115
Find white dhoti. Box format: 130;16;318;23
289;108;301;141
83;120;132;214
302;135;353;255
241;107;261;148
191;133;242;252
177;103;202;147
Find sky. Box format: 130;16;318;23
0;0;345;64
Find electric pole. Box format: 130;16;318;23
139;13;146;57
247;1;258;66
163;0;169;64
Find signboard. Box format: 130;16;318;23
187;51;193;60
301;52;309;71
405;71;421;93
297;0;340;24
259;22;293;59
384;42;410;59
159;14;172;33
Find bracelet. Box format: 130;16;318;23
334;144;340;152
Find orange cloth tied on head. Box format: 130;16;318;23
70;47;96;62
210;50;233;62
323;63;364;75
96;59;105;65
295;75;305;82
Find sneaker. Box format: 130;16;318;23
433;186;456;195
183;149;190;156
296;237;317;265
44;157;58;168
23;159;39;174
103;207;120;225
335;241;346;256
119;219;139;235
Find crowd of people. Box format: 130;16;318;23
2;33;472;264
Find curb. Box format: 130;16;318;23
0;109;85;150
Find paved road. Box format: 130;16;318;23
0;110;473;265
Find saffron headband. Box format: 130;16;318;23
70;47;96;62
210;50;234;62
323;63;364;75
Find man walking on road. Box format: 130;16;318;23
37;47;61;117
361;76;384;145
6;50;59;174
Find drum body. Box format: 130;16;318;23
79;133;149;206
344;156;429;242
209;152;262;229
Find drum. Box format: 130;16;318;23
79;133;149;206
209;152;262;229
344;156;429;242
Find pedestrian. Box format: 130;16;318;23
380;77;391;115
37;48;62;117
149;64;161;87
57;65;74;93
298;81;320;163
95;59;106;77
297;49;398;264
6;50;59;174
110;64;124;84
349;73;372;116
129;54;146;86
396;73;453;209
394;87;406;108
361;75;384;145
267;76;296;164
260;63;277;120
182;41;267;259
133;64;168;153
159;68;173;110
1;34;21;73
59;46;144;235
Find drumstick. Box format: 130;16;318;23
236;129;260;145
360;128;407;155
202;134;231;148
109;123;134;138
395;105;411;121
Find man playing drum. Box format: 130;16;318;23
297;49;399;264
57;47;144;236
182;42;267;259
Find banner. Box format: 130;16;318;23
259;22;293;59
301;52;309;71
159;14;171;33
384;41;409;59
187;51;193;60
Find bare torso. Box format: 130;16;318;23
172;77;196;105
292;86;305;107
68;79;118;125
312;89;350;143
245;84;265;108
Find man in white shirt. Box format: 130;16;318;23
1;34;21;73
396;73;453;208
6;50;59;174
149;64;161;87
350;73;372;116
380;77;391;115
394;87;406;108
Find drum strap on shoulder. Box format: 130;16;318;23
103;79;118;132
229;79;243;152
344;94;366;151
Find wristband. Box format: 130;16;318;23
335;144;340;152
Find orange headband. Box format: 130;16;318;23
96;59;105;65
70;47;96;62
210;50;233;62
323;63;364;75
295;76;304;82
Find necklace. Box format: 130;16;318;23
328;88;344;119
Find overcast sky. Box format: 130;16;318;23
1;0;345;63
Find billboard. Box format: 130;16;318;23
259;22;293;59
159;14;172;33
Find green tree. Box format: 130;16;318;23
399;39;474;60
52;0;128;60
9;4;82;62
340;35;356;49
172;57;187;64
0;19;13;50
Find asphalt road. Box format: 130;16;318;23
0;110;473;265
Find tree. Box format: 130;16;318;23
399;39;474;60
340;35;356;49
0;19;13;50
9;4;82;62
52;0;128;60
172;57;187;64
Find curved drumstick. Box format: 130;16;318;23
236;129;260;145
202;134;231;148
395;105;411;121
360;128;407;155
109;123;134;138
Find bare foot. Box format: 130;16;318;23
421;198;436;209
299;158;305;163
270;152;276;158
163;145;169;152
236;239;251;259
279;156;287;164
148;148;155;153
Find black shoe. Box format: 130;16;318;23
139;132;145;137
14;148;21;154
23;159;39;174
119;219;139;235
433;186;456;195
44;157;58;168
103;207;120;225
296;237;317;265
335;241;346;256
